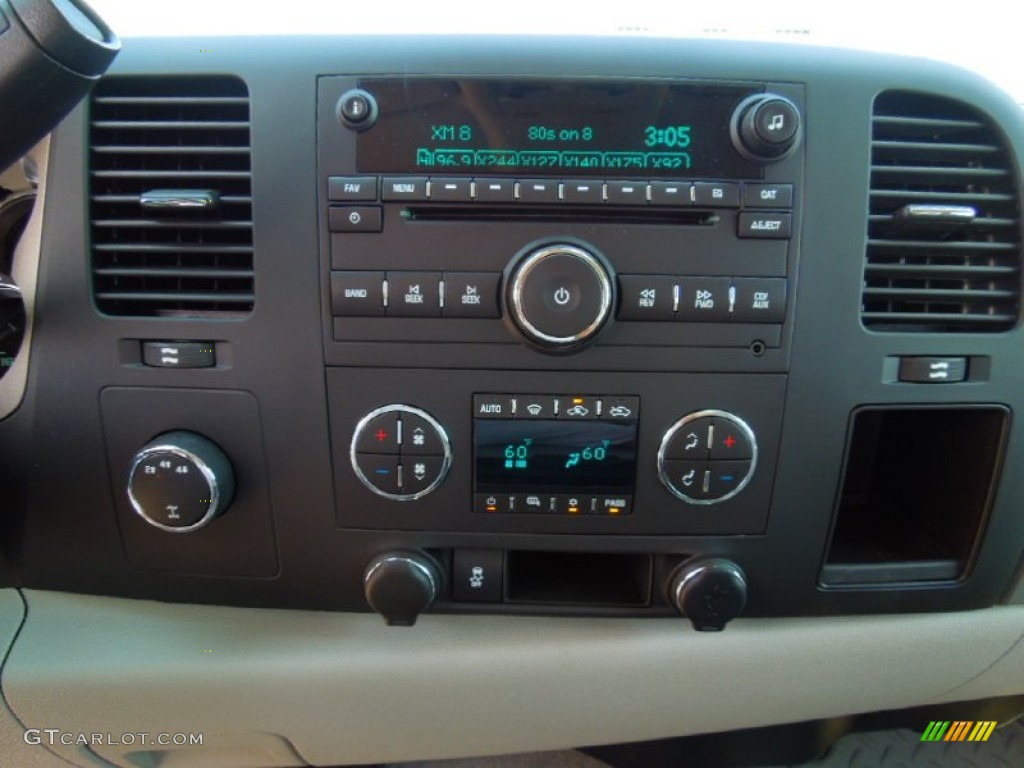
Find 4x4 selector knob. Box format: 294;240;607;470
506;243;614;351
127;431;235;532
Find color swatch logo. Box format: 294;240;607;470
920;721;997;742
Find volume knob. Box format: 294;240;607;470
506;242;614;352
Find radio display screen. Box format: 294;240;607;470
475;419;637;494
356;78;763;178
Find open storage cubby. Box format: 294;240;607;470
822;406;1007;586
506;551;652;606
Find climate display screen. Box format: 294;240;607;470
475;419;637;493
356;78;762;178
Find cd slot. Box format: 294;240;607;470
403;205;719;226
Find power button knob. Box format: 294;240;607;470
506;243;614;351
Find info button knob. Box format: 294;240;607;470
507;243;614;351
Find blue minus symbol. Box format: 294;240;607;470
720;475;735;482
375;468;391;476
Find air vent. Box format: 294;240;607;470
862;91;1021;332
90;76;254;317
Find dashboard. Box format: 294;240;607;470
1;18;1024;768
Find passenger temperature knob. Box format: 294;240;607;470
127;431;235;532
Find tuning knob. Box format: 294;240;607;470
731;94;801;162
668;558;747;631
364;551;442;626
127;431;235;533
506;242;614;352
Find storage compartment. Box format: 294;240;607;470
822;406;1007;585
506;551;652;606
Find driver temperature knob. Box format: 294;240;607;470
127;431;235;533
364;551;442;627
668;558;747;631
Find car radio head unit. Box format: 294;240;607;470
353;78;766;178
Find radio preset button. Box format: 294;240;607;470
731;278;787;323
382;176;428;201
328;176;378;202
605;181;648;205
474;178;516;202
677;278;732;322
331;271;385;317
561;181;604;203
517;179;559;203
650;181;693;205
328;205;382;233
738;212;792;239
617;274;676;321
386;272;441;317
429;177;472;201
693;182;740;208
743;183;794;208
442;272;501;319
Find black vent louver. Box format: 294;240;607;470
90;76;254;317
863;91;1021;331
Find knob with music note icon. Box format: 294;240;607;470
730;94;801;162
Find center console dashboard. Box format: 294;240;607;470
3;35;1024;628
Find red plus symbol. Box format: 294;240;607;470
723;435;737;449
375;429;388;443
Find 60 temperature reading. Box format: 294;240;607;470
565;440;611;469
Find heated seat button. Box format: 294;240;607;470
387;272;441;317
331;271;385;316
677;278;732;322
731;278;787;323
452;549;504;603
898;357;968;383
443;272;501;318
142;341;215;369
617;275;676;321
709;417;754;460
